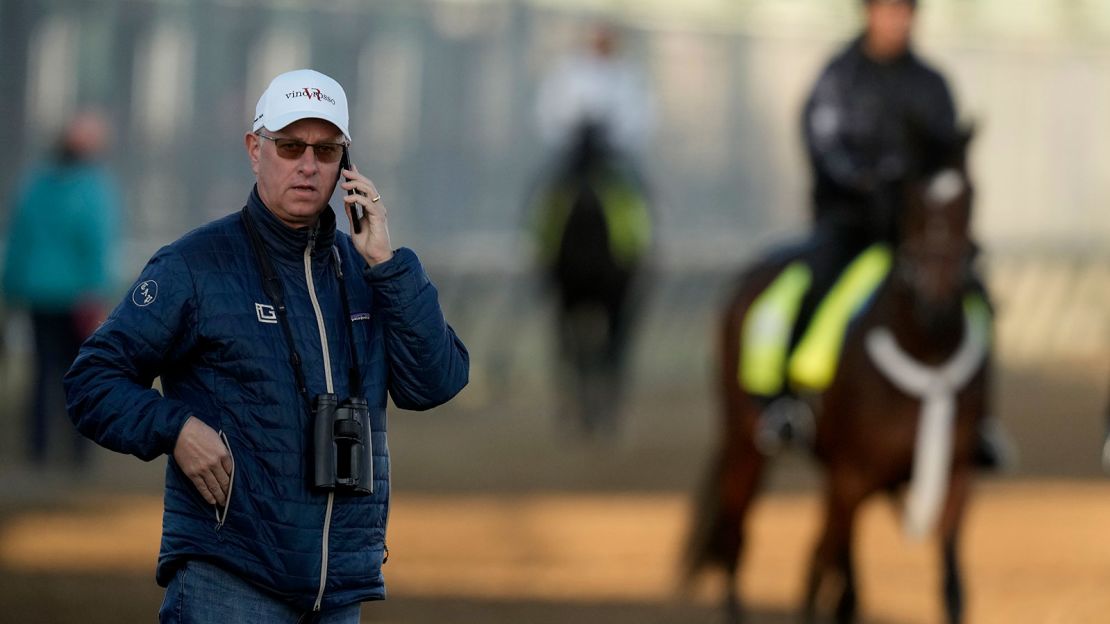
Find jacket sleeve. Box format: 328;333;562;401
362;247;469;410
913;68;959;147
803;63;874;194
64;246;200;461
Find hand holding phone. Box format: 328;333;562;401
337;151;392;265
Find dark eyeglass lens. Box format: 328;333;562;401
272;138;343;163
313;145;342;162
275;140;307;158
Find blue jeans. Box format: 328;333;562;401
159;560;362;623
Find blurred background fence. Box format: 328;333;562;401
1;0;1107;462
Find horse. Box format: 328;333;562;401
684;131;989;624
532;122;653;437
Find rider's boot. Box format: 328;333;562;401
973;416;1017;472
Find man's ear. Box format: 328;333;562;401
245;132;260;176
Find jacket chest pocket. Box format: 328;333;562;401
201;293;289;371
349;314;379;346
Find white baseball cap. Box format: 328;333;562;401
252;69;351;142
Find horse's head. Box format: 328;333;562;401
895;127;975;322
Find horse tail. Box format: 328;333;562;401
681;271;771;587
682;280;745;587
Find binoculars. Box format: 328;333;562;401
312;393;372;495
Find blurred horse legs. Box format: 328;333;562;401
939;467;971;624
719;433;767;623
942;538;963;624
555;277;636;438
557;302;617;436
554;303;586;432
804;470;865;624
596;286;637;437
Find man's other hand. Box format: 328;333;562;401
173;416;233;506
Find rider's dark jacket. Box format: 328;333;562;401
65;188;469;611
803;36;959;243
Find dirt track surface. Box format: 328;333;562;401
3;480;1110;624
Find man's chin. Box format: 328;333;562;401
286;196;327;217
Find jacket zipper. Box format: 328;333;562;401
306;225;336;613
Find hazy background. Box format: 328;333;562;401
0;0;1107;622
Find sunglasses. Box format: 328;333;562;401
256;132;348;164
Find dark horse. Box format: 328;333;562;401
685;131;989;623
533;123;652;437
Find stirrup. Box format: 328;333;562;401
755;397;815;456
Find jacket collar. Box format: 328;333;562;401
246;185;337;266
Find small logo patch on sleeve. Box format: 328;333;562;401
131;280;159;307
350;312;371;322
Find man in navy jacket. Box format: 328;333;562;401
65;69;469;623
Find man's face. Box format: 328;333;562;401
865;0;915;60
245;117;344;229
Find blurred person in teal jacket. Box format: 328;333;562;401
2;110;121;467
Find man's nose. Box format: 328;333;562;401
296;147;323;172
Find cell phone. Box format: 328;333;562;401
340;146;363;234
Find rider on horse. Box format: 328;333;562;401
532;24;655;437
761;0;1010;468
804;0;952;273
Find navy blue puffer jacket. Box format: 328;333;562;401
64;188;468;611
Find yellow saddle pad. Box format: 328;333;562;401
739;244;893;396
533;173;652;270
